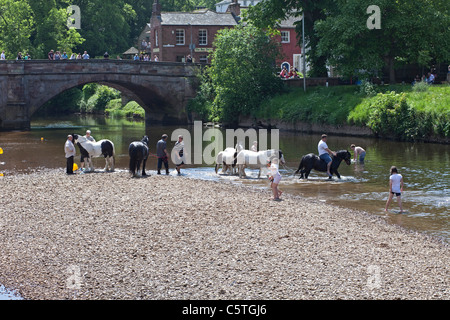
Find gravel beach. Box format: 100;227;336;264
0;170;448;300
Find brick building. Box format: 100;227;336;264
149;0;237;63
148;0;304;73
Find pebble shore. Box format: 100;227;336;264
0;170;448;300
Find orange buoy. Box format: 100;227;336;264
0;147;3;154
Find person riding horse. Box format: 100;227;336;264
318;134;336;179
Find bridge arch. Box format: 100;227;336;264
0;60;199;130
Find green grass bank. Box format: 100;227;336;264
253;83;449;142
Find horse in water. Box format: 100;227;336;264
294;150;351;179
73;134;115;172
215;142;244;175
237;149;285;178
129;136;149;177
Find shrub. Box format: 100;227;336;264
412;81;429;92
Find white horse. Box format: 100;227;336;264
236;149;285;178
215;142;244;175
73;134;115;172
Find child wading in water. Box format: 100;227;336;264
268;162;282;201
385;166;404;212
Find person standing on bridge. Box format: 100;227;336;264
48;49;55;60
82;51;90;59
1;51;5;60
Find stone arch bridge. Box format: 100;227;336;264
0;60;201;130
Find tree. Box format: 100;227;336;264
315;0;449;83
72;0;135;56
246;0;450;83
26;0;84;58
205;23;284;124
245;0;337;77
0;0;34;58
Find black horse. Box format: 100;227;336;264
294;150;351;179
129;136;149;177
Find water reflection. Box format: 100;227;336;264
0;114;448;242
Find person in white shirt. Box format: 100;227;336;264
80;130;95;170
268;161;282;201
318;134;336;178
385;166;404;212
65;135;76;174
251;141;258;152
173;135;186;175
82;51;90;59
1;51;5;60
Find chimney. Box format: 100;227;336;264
152;0;161;17
227;0;241;18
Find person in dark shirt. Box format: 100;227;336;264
156;134;169;175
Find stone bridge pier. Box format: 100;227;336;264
0;60;200;131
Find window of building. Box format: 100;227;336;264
281;31;290;43
176;56;184;62
176;29;185;45
199;29;207;45
155;30;158;47
199;55;208;63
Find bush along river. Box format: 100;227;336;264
0;114;448;244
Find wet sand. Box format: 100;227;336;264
0;170;448;299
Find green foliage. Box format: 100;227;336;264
105;99;145;118
256;86;362;125
412;81;429;93
187;68;220;122
79;84;120;113
358;80;377;97
246;0;450;82
0;0;84;59
315;0;450;83
35;87;83;116
197;23;284;124
0;0;34;58
348;86;450;140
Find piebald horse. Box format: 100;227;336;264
215;142;244;175
73;134;115;172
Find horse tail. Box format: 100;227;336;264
129;156;136;175
129;145;136;174
294;157;304;175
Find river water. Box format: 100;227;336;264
0;115;449;246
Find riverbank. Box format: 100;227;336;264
245;84;450;143
0;170;448;299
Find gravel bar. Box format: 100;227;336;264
0;170;448;300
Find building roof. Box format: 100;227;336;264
123;47;139;55
159;9;238;26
